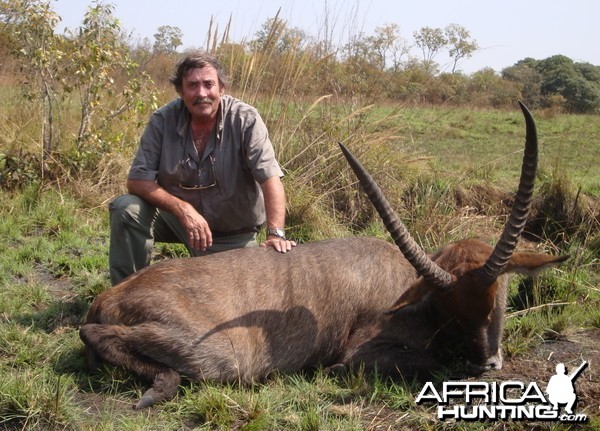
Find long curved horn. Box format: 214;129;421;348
479;101;538;285
339;143;454;290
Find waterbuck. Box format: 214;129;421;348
80;102;567;409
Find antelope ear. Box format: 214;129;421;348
385;279;435;315
505;253;569;277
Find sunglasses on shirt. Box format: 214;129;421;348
177;155;217;190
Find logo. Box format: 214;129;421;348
416;361;588;423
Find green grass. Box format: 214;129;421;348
0;188;598;430
374;106;600;195
0;104;599;430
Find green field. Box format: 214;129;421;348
374;106;600;194
1;105;599;430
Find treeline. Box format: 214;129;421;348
3;1;600;113
1;0;599;162
143;14;600;114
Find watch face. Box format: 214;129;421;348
269;228;285;238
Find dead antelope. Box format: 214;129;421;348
80;102;567;409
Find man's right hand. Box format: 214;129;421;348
177;202;213;252
127;179;213;252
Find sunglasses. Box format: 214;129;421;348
177;155;217;190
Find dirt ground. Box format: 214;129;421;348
489;327;600;419
365;327;600;430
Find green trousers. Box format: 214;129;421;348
109;194;258;285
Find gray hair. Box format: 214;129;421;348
170;51;229;93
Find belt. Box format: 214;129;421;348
212;227;259;238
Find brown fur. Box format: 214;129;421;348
80;236;566;408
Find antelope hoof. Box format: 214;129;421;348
134;389;158;410
133;369;181;410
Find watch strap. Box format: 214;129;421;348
267;227;286;239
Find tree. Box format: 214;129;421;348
252;15;309;54
66;1;156;151
536;55;600;113
444;23;478;73
413;26;446;71
68;2;124;147
576;61;600;83
4;0;64;157
468;68;520;108
566;78;600;113
153;25;182;54
368;23;410;72
502;59;543;108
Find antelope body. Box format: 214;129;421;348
80;102;567;409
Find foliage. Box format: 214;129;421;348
413;26;447;67
4;1;598;117
1;0;157;171
153;25;183;54
445;23;479;74
504;55;600;113
64;1;158;156
502;59;544;108
252;12;311;55
3;0;63;155
343;23;409;73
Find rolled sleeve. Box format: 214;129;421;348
244;113;284;184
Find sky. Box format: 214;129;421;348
50;0;600;74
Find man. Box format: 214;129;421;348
546;363;579;414
109;51;295;285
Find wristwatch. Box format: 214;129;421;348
267;227;286;239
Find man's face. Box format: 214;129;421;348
180;66;223;122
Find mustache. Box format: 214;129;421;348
192;98;213;106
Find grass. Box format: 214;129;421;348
0;101;599;429
0;124;600;430
372;105;600;195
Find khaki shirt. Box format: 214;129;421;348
128;95;284;233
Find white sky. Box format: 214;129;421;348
50;0;600;74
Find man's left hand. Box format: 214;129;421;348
261;237;297;253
